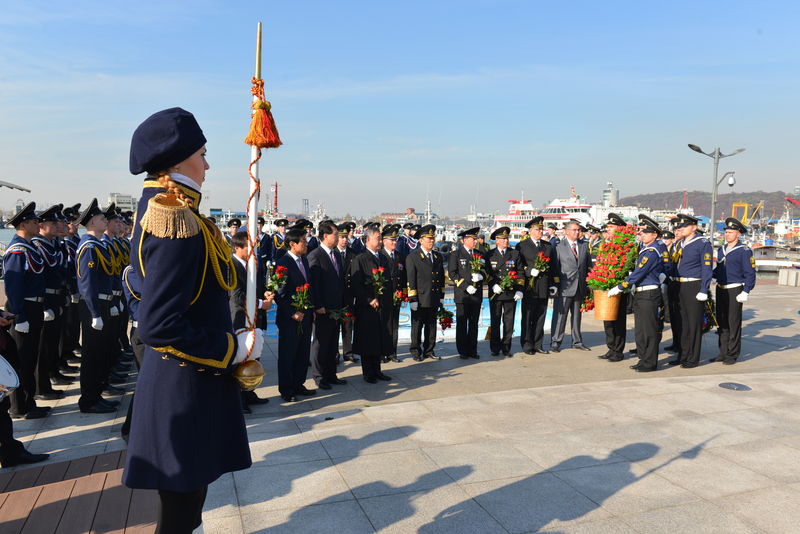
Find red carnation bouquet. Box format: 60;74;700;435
291;283;313;332
527;252;551;289
492;269;519;300
371;266;387;299
437;307;454;331
328;306;353;323
393;288;408;307
265;264;289;293
586;226;638;290
470;253;486;280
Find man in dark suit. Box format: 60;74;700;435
308;221;348;390
406;224;445;361
549;221;592;352
229;231;272;411
448;227;485;359
336;223;359;363
350;226;392;383
380;224;407;362
274;229;317;402
487;227;524;356
516;217;556;355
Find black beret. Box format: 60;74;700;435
129;107;207;175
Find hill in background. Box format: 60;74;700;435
619;190;795;220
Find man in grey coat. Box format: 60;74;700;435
549;221;592;352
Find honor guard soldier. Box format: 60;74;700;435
120;264;143;441
102;204;128;394
308;221;348;389
226;218;242;243
256;216;272;269
32;204;68;401
663;226;682;353
114;211;135;356
608;219;664;372
598;213;631;362
586;224;603;261
336;223;359;363
350;225;392;383
3;203;49;420
406;224;445;361
349;223;370;254
487;227;523;356
123;108;258;533
380;224;407;363
75;199;119;414
515;217;555;355
60;204;82;373
271;218;289;261
711;217;756;365
292;219;318;252
669;213;712;368
545;223;560;246
448;227;485;359
396;222;414;256
476;234;491;254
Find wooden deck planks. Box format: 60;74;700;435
20;479;75;534
54;472;106;534
90;470;131;534
0;487;43;534
124;488;158;534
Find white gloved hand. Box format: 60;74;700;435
14;321;30;333
661;284;668;293
471;272;483;282
513;291;523;301
43;309;55;321
234;329;264;364
466;285;477;295
71;294;80;304
492;284;502;295
736;291;749;303
658;272;667;284
608;286;622;297
548;286;558;297
410;302;419;312
530;267;540;277
696;292;708;302
91;317;104;330
110;306;119;317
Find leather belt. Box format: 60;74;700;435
677;277;700;282
98;293;112;301
24;297;44;303
45;288;62;295
720;282;743;289
635;285;659;292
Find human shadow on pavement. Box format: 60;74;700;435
418;439;712;533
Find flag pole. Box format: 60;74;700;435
245;21;263;331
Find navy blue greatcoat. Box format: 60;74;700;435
122;178;251;492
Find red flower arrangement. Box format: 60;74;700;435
470;253;486;279
265;264;288;293
586;225;638;290
492;269;519;300
371;266;387;299
328;306;353;323
580;293;595;312
393;288;408;307
437;307;454;331
528;252;551;289
291;283;313;332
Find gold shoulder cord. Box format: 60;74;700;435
191;213;237;304
95;245;116;276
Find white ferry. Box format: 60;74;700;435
539;187;593;228
492;196;537;242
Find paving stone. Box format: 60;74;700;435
249;432;329;466
423;440;543;484
707;439;800;483
311;422;419;458
619;500;757;533
240;500;374;534
715;485;800;533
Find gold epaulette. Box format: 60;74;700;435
139;193;200;239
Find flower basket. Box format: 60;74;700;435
593;289;621;321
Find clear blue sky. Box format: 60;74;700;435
1;0;798;217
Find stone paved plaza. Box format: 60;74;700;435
7;284;800;533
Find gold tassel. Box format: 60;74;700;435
139;193;200;239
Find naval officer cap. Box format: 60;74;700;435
607;213;627;226
490;226;511;240
525;216;544;229
104;203;120;220
637;213;659;228
458;227;480;239
662;230;675;239
402;222;415;230
62;203;82;222
725;217;747;233
77;198;104;226
586;224;601;234
381;224;401;239
129;107;207;175
337;223;351;236
547;223;558;230
414;224;436;240
7;202;39;228
640;218;661;235
227;218;241;228
38;204;63;223
274;218;288;227
294;218;314;230
673;213;699;228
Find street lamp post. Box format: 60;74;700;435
687;144;745;246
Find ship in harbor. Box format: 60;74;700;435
492;187;594;241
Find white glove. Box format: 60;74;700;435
608;286;622;297
661;284;668;293
658;272;666;284
696;292;708;302
492;284;502;295
71;294;80;304
43;309;55;321
736;292;748;303
234;329;264;364
471;272;483;282
410;302;419;311
91;317;104;330
513;291;523;301
110;306;119;317
530;267;540;277
548;286;558;297
466;285;477;295
14;321;30;333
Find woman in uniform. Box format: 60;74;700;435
122;108;262;533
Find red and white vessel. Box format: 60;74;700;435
492;187;593;241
